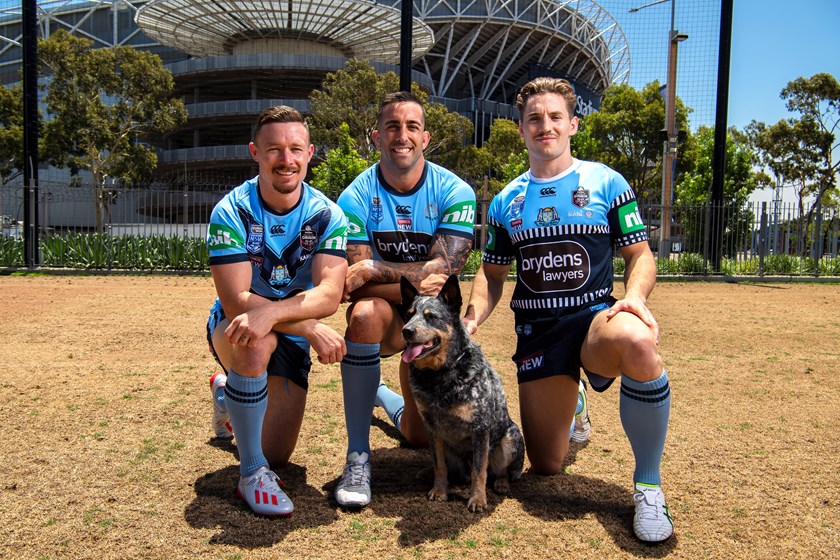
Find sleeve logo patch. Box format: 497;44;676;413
618;202;645;234
207;224;244;249
441;201;476;228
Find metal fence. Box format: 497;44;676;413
2;181;839;276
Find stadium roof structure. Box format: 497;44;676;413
135;0;435;63
0;0;631;180
403;0;630;104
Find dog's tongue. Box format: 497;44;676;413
402;343;426;363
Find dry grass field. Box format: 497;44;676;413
1;275;838;559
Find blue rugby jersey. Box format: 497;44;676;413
206;177;347;349
337;162;476;263
484;159;648;322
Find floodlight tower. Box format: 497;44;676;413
630;0;687;260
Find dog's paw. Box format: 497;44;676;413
493;478;511;495
466;494;488;513
428;487;448;502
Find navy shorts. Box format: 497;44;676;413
206;300;312;391
511;297;617;392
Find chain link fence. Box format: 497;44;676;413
2;180;838;277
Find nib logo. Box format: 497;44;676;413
441;202;476;228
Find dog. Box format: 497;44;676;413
399;274;525;512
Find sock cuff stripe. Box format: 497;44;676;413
621;379;671;397
620;385;670;404
392;407;404;426
224;384;268;404
342;354;380;367
344;341;381;353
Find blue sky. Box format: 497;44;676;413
607;0;839;131
728;0;840;129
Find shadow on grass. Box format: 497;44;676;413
191;433;675;553
184;462;339;548
324;440;676;554
512;442;677;556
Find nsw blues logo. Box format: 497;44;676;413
246;224;264;253
572;186;590;209
510;195;525;218
269;264;291;288
371;196;384;224
535;207;560;227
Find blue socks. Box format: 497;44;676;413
375;382;405;433
619;370;671;486
224;371;269;477
340;341;381;456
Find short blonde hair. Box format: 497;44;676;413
516;77;577;117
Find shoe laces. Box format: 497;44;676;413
634;487;664;520
342;460;370;487
247;468;286;492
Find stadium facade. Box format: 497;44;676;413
0;0;629;182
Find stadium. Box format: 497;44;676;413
0;0;629;181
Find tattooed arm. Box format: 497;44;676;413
343;232;473;303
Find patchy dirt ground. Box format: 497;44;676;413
1;275;837;559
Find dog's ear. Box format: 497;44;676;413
400;276;419;310
437;274;462;315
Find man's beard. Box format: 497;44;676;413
271;180;299;194
271;168;300;194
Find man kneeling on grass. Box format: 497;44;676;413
205;105;348;516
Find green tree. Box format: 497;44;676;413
474;118;526;194
0;83;24;185
309;59;478;188
423;99;475;177
584;82;691;200
676;126;756;254
747;73;840;254
309;59;397;160
570;116;600;161
309;122;371;200
781;73;839;210
38;29;187;232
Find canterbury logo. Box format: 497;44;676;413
540;187;556;196
395;205;412;215
270;224;285;235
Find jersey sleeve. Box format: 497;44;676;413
482;194;515;265
337;174;371;245
437;176;477;238
206;196;249;265
606;172;649;248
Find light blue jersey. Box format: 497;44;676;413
206;176;347;350
485;159;648;322
338;162;476;262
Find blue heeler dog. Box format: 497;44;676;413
400;274;525;512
